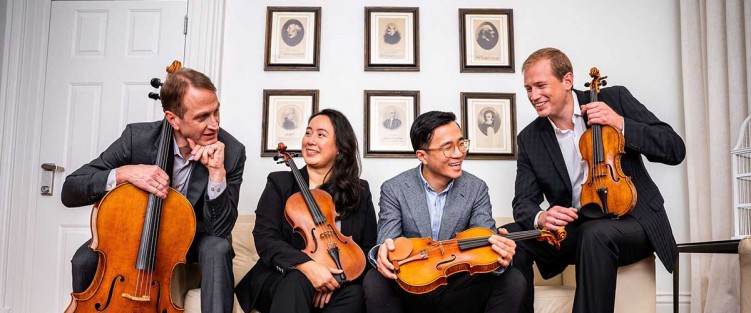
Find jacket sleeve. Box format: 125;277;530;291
358;180;378;256
61;125;133;207
253;174;311;269
617;86;686;165
376;180;404;244
468;179;496;230
202;145;246;238
512;133;545;230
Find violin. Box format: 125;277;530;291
387;227;566;294
274;143;367;283
66;61;196;312
579;67;637;219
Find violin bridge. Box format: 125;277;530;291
121;293;151;302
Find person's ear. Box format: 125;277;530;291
416;150;428;164
165;111;180;131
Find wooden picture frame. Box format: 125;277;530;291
364;7;420;71
460;92;516;159
261;89;319;157
459;9;514;73
264;7;321;71
364;90;420;157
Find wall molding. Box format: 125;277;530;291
184;0;225;94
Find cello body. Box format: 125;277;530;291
65;184;195;312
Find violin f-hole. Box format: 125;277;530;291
435;255;457;270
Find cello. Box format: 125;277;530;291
274;143;367;283
387;227;566;294
579;67;637;219
66;61;196;312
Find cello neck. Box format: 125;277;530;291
287;158;328;225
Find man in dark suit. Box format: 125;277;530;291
363;111;525;313
508;47;685;313
62;68;247;313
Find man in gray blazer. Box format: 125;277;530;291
362;111;525;313
63;68;246;313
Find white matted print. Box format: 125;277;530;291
459;9;514;73
262;90;319;157
265;7;320;70
365;7;419;71
364;90;419;157
461;92;516;159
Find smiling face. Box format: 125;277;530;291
302;115;338;171
417;122;466;184
523;58;574;124
169;86;220;146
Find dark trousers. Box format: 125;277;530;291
504;215;654;313
71;232;234;313
362;266;526;313
255;270;364;313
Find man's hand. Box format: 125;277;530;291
581;101;624;131
116;164;170;199
295;261;342;294
539;206;578;231
187;138;226;183
490;229;516;267
376;238;397;279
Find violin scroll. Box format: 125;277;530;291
536;228;567;249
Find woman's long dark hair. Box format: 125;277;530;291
309;109;362;220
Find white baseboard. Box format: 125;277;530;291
657;292;691;304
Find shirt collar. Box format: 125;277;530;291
418;164;454;195
548;90;582;133
172;136;195;162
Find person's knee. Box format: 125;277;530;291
504;267;527;291
199;236;232;258
71;243;98;270
363;268;388;295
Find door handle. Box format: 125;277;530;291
40;163;65;196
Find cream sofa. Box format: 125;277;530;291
172;215;656;313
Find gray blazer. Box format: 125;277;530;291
377;165;496;244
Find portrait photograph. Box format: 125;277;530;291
261;89;319;157
461;92;516;159
365;7;419;71
459;9;514;73
264;7;321;71
364;90;420;157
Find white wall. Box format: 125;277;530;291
0;0;7;77
221;1;688;311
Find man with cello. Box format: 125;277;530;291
362;111;526;313
507;47;685;313
62;66;246;313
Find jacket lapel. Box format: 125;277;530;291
437;177;467;240
405;166;432;238
187;162;207;207
536;119;572;195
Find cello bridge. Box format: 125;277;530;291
121;293;151;302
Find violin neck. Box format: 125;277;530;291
589;89;605;164
457;230;543;250
287;158;328;224
135;119;173;271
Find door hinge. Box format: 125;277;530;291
183;15;188;35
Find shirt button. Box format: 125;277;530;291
211;187;215;191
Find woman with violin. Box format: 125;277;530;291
509;48;685;313
235;109;377;313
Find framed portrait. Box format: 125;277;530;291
364;90;420;157
261;90;319;157
460;92;516;159
364;7;419;71
264;7;321;71
459;9;514;73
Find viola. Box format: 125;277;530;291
579;67;637;219
387;227;566;294
66;61;196;312
274;143;366;283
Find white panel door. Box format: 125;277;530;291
30;1;186;311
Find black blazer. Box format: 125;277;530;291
512;86;685;273
61;120;247;238
235;168;377;312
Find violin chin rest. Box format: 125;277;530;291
580;203;618;220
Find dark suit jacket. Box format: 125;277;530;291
61;120;247;238
235;168;377;312
512;86;685;273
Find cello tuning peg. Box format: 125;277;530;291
148;92;160;100
150;78;163;88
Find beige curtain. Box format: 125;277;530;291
680;0;750;312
